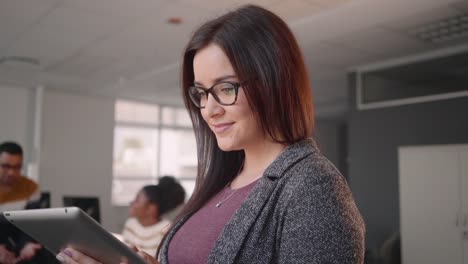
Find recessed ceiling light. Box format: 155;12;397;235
167;17;182;25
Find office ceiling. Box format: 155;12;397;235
0;0;467;118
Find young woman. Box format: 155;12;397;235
57;4;365;264
120;176;185;256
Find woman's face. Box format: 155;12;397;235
193;43;264;152
129;190;149;218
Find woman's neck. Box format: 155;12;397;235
230;140;286;189
137;216;159;227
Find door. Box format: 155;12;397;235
399;145;463;264
460;148;468;264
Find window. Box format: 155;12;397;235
112;99;197;206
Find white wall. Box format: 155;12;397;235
0;85;130;231
39;90;121;231
0;85;34;163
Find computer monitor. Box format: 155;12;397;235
25;192;51;209
63;196;101;223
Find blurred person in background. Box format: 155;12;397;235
120;176;186;256
0;141;57;264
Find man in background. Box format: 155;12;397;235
0;141;42;264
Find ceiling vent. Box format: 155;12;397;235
409;13;468;43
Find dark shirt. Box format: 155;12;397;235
0;213;29;255
168;180;258;264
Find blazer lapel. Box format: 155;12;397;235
207;177;277;264
208;139;317;264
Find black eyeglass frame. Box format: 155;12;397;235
188;81;243;108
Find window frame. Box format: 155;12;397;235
112;100;196;206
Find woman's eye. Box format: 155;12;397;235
217;84;235;94
194;89;205;96
221;87;235;94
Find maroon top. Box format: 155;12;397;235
167;180;258;264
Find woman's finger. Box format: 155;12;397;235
130;245;139;253
136;251;160;264
56;252;78;264
57;248;102;264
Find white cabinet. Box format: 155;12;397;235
461;150;468;263
399;145;468;264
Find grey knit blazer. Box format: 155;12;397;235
160;139;365;264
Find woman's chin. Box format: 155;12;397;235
217;141;241;152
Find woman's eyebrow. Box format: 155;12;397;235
194;75;237;86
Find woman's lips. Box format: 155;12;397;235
213;122;234;133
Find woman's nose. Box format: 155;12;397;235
203;93;224;116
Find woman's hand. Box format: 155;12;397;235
120;246;159;264
0;245;17;264
56;248;102;264
132;251;159;264
18;242;42;262
56;247;159;264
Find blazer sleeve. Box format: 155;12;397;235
278;173;365;264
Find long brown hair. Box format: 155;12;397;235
159;4;314;254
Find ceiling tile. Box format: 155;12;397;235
47;53;118;79
177;0;281;12
7;5;127;68
381;5;460;32
151;1;219;57
326;26;428;58
65;1;213;82
0;0;61;51
269;0;322;22
62;0;166;19
291;0;457;41
302;0;351;9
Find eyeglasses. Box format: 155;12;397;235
0;163;22;171
188;81;242;108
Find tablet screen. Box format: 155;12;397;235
3;207;146;264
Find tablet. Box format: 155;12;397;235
3;207;146;264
